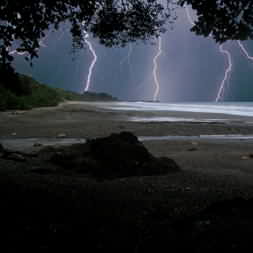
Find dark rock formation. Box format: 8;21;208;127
45;132;180;179
5;152;26;162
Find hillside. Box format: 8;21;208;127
0;73;117;111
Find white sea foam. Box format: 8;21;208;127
129;117;231;123
101;102;253;117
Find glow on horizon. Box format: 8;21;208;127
83;31;97;93
152;37;162;101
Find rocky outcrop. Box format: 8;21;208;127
0;143;26;161
46;132;180;179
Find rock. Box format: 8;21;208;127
10;111;25;115
30;167;55;174
47;131;181;179
57;133;67;138
241;155;250;160
33;142;43;147
188;147;198;151
0;144;5;157
184;187;191;192
6;153;26;162
0;144;5;153
241;153;253;160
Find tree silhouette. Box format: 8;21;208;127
179;0;253;43
1;0;253;71
0;0;173;68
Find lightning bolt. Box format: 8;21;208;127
120;44;134;87
215;44;233;102
185;6;233;102
83;30;97;93
185;4;194;26
152;37;162;101
120;44;133;66
9;49;27;56
237;41;253;61
9;31;50;56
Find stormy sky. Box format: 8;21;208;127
13;7;253;102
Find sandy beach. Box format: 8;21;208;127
1;101;253;138
1;101;253;252
2;101;253;177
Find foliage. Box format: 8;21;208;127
0;76;62;111
55;89;117;101
1;0;252;83
179;0;253;43
0;73;117;111
0;0;174;68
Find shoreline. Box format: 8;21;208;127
1;100;253;186
1;101;253;139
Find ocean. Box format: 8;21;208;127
100;101;253;117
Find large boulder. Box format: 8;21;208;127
47;132;180;179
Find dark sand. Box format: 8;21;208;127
1;101;253;252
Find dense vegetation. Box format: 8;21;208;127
0;73;117;111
